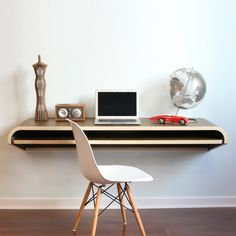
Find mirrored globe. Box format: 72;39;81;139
170;68;206;109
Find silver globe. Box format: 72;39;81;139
169;68;206;110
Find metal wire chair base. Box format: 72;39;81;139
85;183;134;216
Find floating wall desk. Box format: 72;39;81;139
8;118;227;150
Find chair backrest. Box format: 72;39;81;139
67;119;107;184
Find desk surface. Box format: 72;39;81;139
8;118;228;150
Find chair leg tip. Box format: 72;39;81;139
72;229;77;232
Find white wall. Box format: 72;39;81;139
0;0;236;208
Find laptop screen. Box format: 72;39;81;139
97;91;137;117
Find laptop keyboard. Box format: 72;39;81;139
95;119;141;125
99;119;137;122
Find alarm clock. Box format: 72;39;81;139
55;104;86;121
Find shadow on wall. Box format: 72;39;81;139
98;149;209;196
0;67;33;193
0;129;23;195
0;132;10;164
0;127;84;198
94;148;208;195
12;67;32;121
94;149;208;170
79;94;95;118
139;75;177;117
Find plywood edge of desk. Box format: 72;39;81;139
8;125;228;145
7;126;71;144
8;117;228;150
12;139;223;145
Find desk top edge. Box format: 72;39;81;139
18;117;216;127
8;118;228;145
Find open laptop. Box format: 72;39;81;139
94;90;141;125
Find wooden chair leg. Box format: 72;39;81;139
117;183;127;225
91;187;102;236
72;182;93;232
125;183;147;236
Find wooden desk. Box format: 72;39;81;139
8;118;228;150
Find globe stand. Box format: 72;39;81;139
175;67;194;116
188;118;198;123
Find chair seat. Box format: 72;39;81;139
98;165;153;183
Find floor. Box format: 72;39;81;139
0;208;236;236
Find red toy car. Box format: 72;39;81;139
150;115;189;125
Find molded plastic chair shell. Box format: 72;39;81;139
68;119;153;184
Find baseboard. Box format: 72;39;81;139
1;197;236;209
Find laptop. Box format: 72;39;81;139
94;90;141;125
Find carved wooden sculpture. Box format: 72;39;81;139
33;55;48;121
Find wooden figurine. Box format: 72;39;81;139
33;55;49;121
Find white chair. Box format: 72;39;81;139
68;119;153;236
